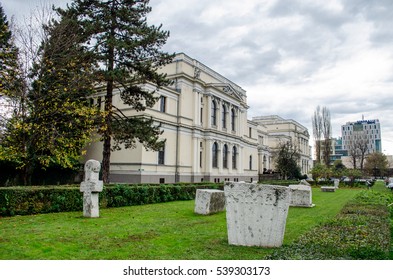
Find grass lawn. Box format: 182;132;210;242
0;187;362;260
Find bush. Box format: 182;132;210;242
266;190;392;260
0;183;222;217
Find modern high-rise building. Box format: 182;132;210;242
341;119;382;154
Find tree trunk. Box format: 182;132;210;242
102;79;113;183
101;4;116;184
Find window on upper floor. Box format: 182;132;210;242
249;155;252;170
231;108;236;131
222;105;227;129
211;100;217;126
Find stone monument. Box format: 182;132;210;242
224;182;291;247
194;189;225;215
80;160;103;218
288;185;314;207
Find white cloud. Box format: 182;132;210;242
3;0;393;155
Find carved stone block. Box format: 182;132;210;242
288;185;314;207
224;182;290;247
194;189;225;215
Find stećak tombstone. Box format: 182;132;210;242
80;160;103;218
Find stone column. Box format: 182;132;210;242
80;160;103;218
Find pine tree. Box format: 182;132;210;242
61;0;174;182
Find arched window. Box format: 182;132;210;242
223;144;228;168
222;104;227;129
211;100;217;126
212;142;218;168
232;146;237;169
231;108;236;131
249;155;252;170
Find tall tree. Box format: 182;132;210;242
27;11;102;171
62;0;174;182
346;130;369;170
364;152;388;178
274;140;301;180
1;5;101;185
0;4;21;97
0;4;29;183
321;106;332;165
312;106;322;164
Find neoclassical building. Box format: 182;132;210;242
252;115;313;175
84;53;310;183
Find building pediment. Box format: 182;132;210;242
208;83;245;102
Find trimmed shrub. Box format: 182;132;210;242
266;190;392;260
0;183;222;217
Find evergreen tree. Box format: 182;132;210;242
0;6;102;184
27;12;102;171
0;3;21;97
0;4;29;184
61;0;174;182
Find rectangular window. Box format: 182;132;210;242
160;96;166;112
158;146;165;165
97;97;102;110
249;127;252;138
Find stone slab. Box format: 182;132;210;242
194;189;225;215
299;179;311;186
288;185;314;207
321;186;336;192
224;182;290;248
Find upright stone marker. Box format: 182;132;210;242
80;160;103;218
288;185;314;207
194;189;225;215
224;182;290;247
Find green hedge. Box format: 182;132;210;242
0;183;222;217
266;190;393;260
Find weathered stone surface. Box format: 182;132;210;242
333;179;339;188
288;185;314;207
321;186;336;192
224;182;290;247
80;159;103;218
194;189;225;215
299;179;311;186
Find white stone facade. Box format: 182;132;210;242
84;54;309;183
252;115;313;175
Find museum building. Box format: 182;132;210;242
84;53;311;183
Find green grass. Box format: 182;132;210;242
0;187;362;260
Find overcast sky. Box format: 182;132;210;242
3;0;393;155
